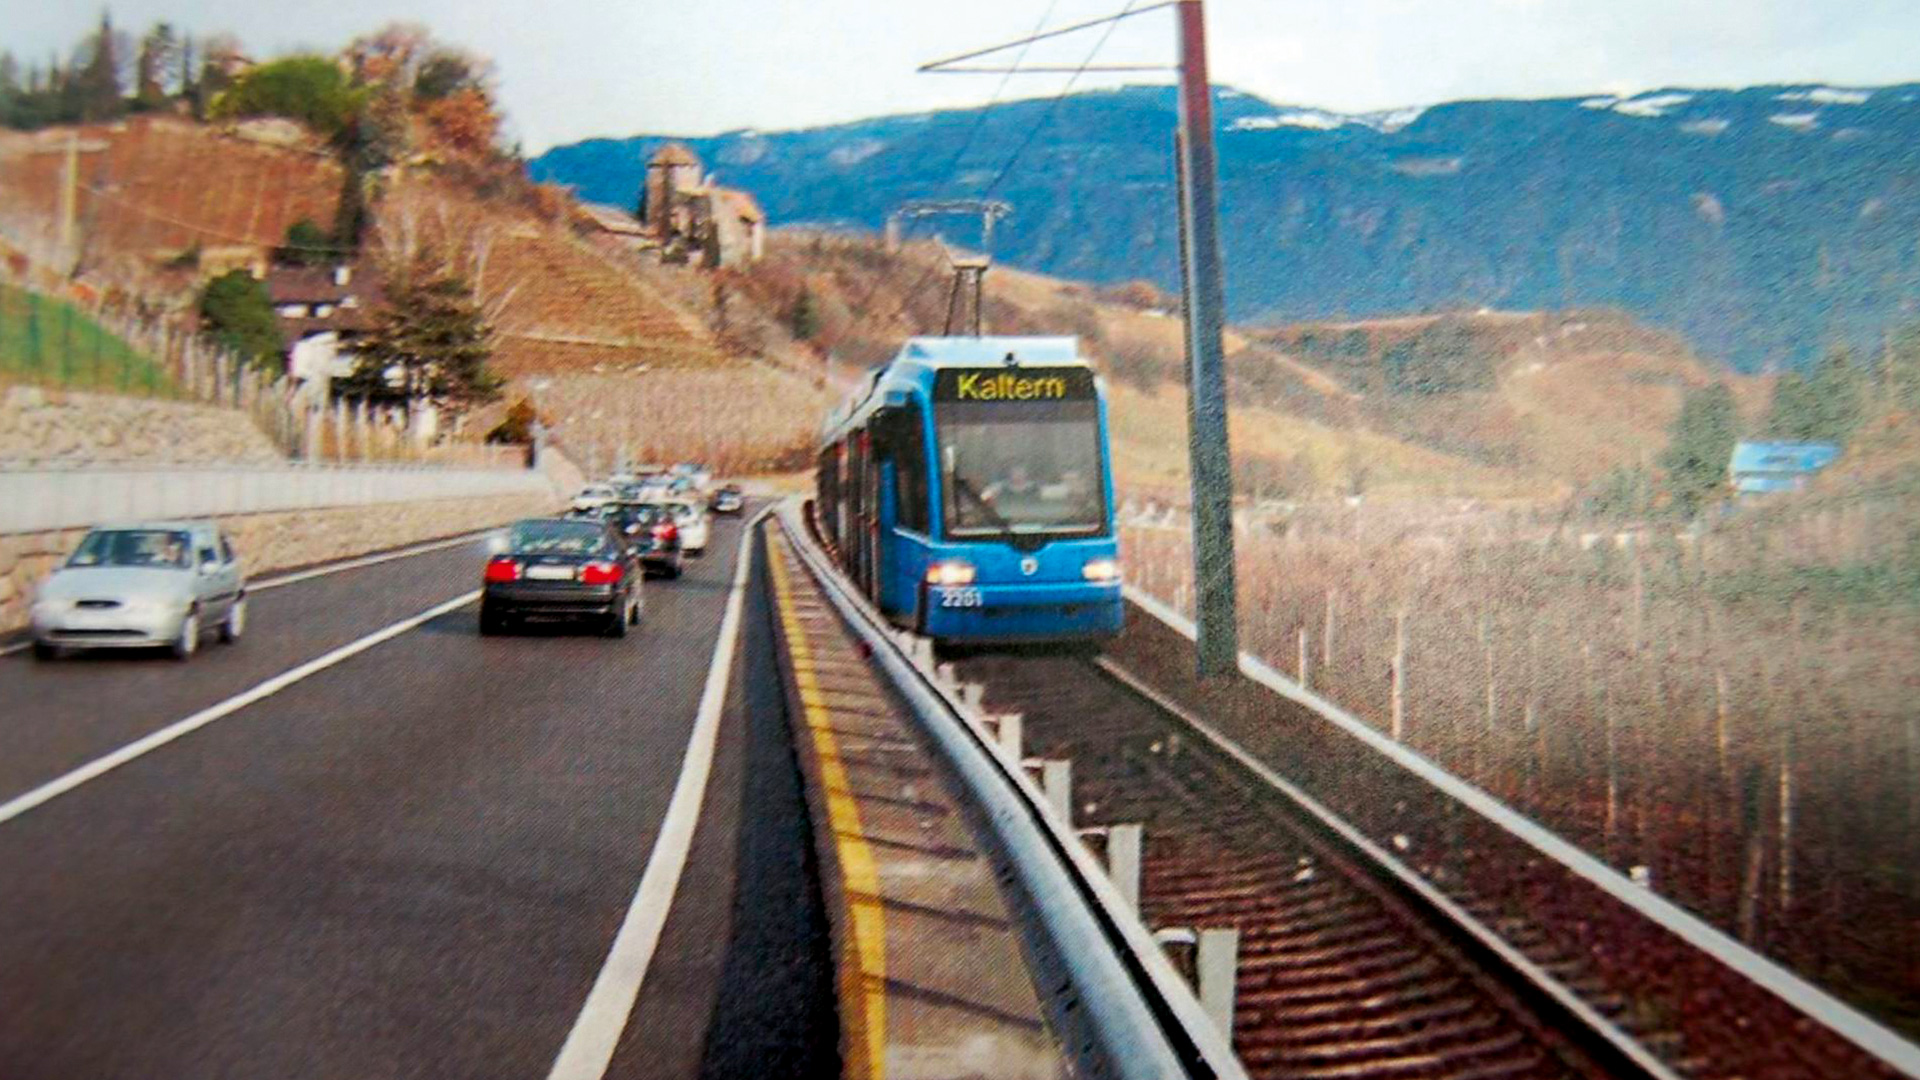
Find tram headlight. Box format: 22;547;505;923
1081;557;1121;583
926;560;977;586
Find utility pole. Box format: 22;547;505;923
1174;0;1238;675
919;0;1240;674
59;130;80;260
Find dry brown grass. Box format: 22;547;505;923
1125;489;1920;1031
534;366;823;477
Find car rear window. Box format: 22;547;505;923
507;520;608;554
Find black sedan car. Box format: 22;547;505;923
480;517;645;637
605;501;685;578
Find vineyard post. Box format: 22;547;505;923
1390;608;1407;742
1630;550;1646;656
26;292;42;379
1605;676;1619;856
1322;590;1336;668
1524;621;1539;736
1480;613;1496;731
1777;610;1801;918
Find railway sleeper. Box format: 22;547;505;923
1243;1005;1508;1057
1238;1029;1536;1080
1240;929;1406;966
1239;993;1477;1045
1239;964;1458;1008
1239;947;1431;991
1241;937;1424;983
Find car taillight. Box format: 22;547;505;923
484;557;520;583
581;561;624;585
654;523;678;542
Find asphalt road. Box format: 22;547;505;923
0;508;835;1079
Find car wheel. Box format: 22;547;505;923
219;596;247;644
31;640;58;661
604;605;629;639
627;595;641;626
171;610;199;661
668;559;683;579
479;602;506;636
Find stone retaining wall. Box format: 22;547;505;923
0;385;284;465
1;491;558;634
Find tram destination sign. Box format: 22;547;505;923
934;367;1096;403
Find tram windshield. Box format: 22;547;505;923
937;399;1106;538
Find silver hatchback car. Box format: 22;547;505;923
29;521;247;661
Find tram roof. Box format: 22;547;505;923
897;336;1083;367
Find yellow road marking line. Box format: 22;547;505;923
768;532;887;1080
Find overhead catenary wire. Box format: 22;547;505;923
834;0;1064;347
874;0;1146;332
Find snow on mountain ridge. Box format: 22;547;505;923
1228;104;1426;134
1612;93;1694;118
1778;87;1872;105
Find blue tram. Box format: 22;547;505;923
815;336;1124;644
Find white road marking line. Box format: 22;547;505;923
545;507;771;1080
0;530;498;659
0;590;480;827
250;530;496;591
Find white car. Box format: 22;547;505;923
30;520;247;660
571;483;618;512
666;499;710;555
669;463;713;490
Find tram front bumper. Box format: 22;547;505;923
922;581;1124;643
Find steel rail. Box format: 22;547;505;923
776;501;1247;1080
1123;582;1920;1079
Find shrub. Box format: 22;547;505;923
198;269;285;369
276;218;337;267
211;55;365;138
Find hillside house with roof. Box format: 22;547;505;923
1729;440;1840;495
265;262;385;388
639;143;765;268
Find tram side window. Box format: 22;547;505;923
890;404;930;534
818;447;841;545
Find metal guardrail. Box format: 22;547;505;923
0;462;554;535
774;501;1247;1080
1122;583;1920;1080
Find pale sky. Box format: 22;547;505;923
7;0;1918;152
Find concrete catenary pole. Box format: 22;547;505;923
1174;0;1239;676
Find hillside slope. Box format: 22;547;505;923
728;231;1550;499
0;116;340;286
534;82;1920;372
1247;310;1770;484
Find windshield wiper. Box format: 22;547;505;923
949;473;1020;545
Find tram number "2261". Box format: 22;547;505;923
937;587;983;609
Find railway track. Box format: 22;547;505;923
954;648;1635;1080
792;503;1913;1080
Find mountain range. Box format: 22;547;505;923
531;82;1920;372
